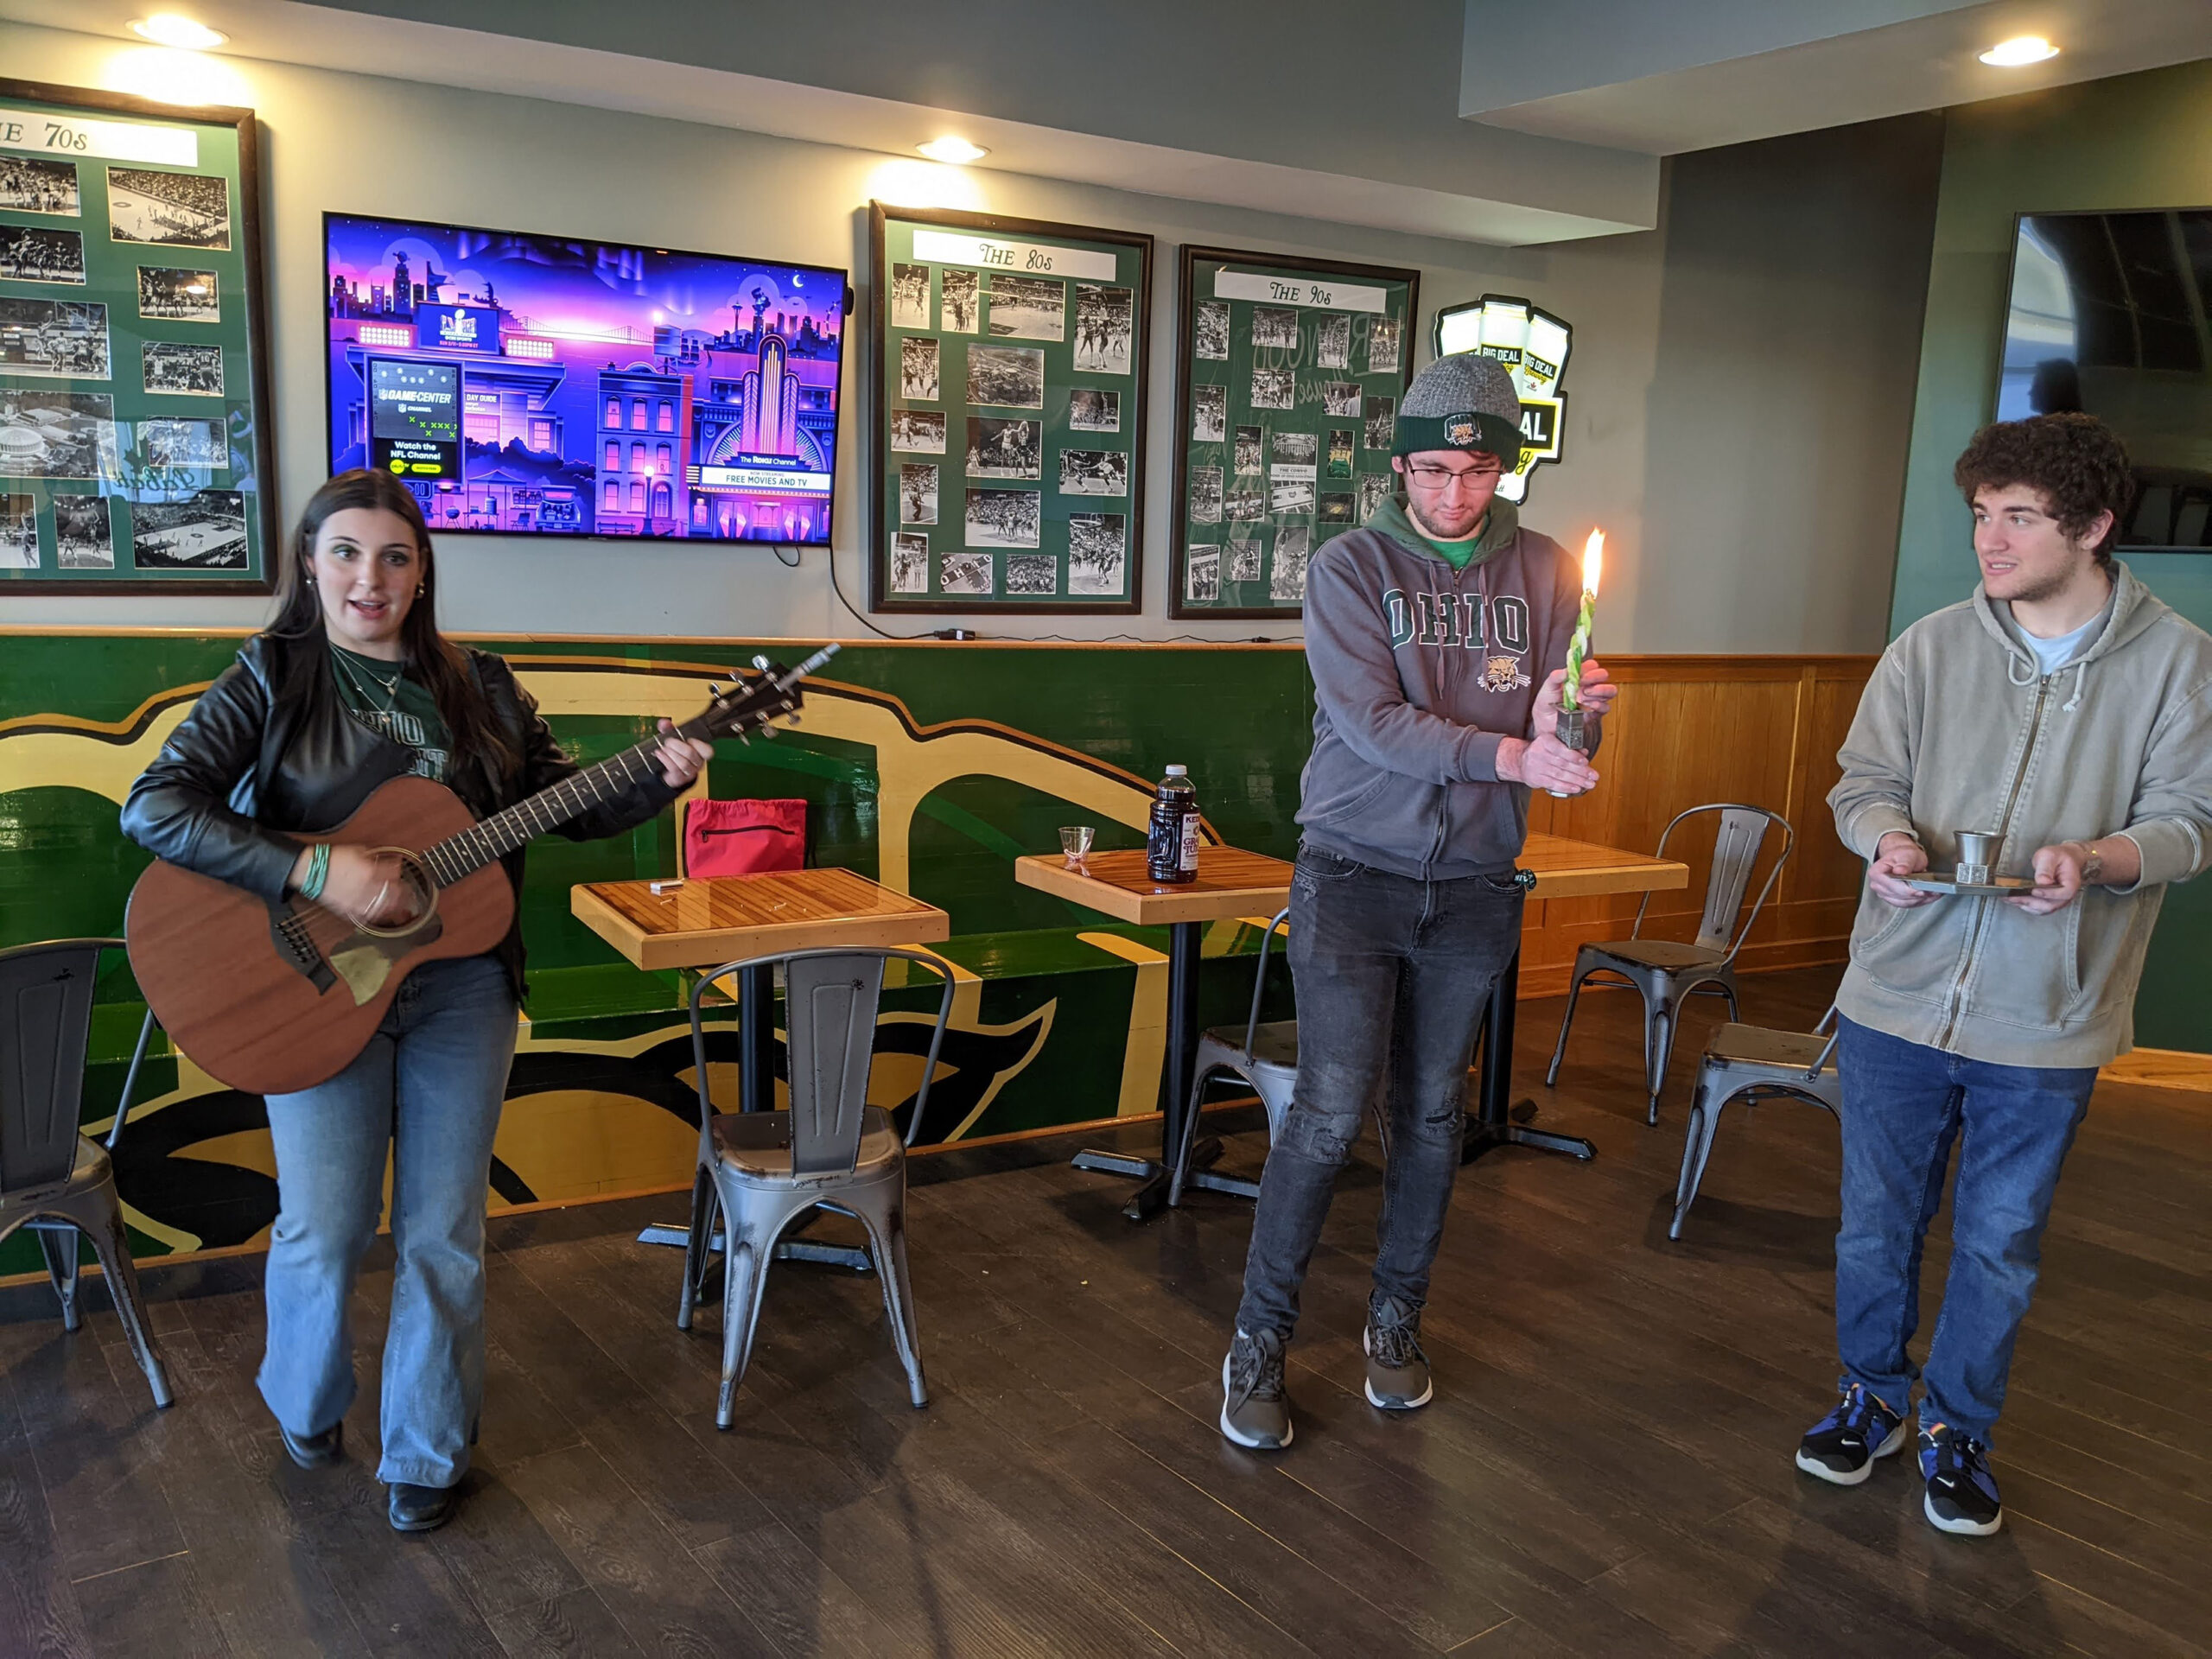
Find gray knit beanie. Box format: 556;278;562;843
1392;351;1524;461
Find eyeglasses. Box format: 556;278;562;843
1404;462;1503;488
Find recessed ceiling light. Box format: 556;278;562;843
1979;35;2058;67
130;15;228;49
917;137;988;165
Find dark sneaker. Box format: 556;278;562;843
1794;1382;1906;1485
1363;1293;1433;1410
388;1481;460;1533
1220;1327;1293;1449
278;1421;344;1470
1920;1423;2003;1536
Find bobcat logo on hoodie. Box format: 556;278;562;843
1480;654;1530;692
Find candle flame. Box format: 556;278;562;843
1582;530;1604;595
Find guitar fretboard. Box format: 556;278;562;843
420;738;677;888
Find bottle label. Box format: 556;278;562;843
1179;811;1200;874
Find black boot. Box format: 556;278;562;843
278;1421;343;1470
387;1482;459;1533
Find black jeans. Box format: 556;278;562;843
1235;844;1524;1342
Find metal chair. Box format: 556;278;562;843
1669;1007;1842;1240
1166;910;1389;1205
0;939;173;1408
675;946;955;1428
1546;804;1793;1124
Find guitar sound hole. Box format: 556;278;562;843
356;849;440;938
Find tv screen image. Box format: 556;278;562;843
324;213;845;543
1998;208;2212;552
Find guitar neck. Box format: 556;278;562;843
420;735;679;888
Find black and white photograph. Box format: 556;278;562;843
1326;429;1356;479
967;346;1045;410
0;493;35;570
1226;482;1266;522
1367;315;1403;375
1251;306;1299;351
0;388;117;479
1357;470;1392;523
1192;299;1230;361
0;156;80;216
106;166;231;249
891;532;930;594
0;297;111;379
1364;394;1396;449
1068;512;1125;594
1072;283;1133;374
1059;448;1127;497
130;487;247;569
890;409;946;453
1189;464;1223;524
1322;380;1363;417
940;269;979;334
967;416;1041;480
1068;387;1119;432
0;226;86;283
1315;313;1351;370
134;416;226;471
1271;430;1318;472
137;266;219;322
1228;533;1263;583
1233;425;1263;474
1270;475;1316;515
939;550;994;595
965;486;1041;547
986;274;1064;341
890;262;931;329
1250;364;1296;410
1005;553;1058;595
1319;492;1355;524
1271;524;1312;601
900;336;940;401
52;493;114;569
142;340;224;397
899;462;938;525
1192;384;1227;443
1185;546;1220;604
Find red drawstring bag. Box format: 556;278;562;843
682;798;807;876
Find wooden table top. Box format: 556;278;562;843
572;868;950;972
1015;833;1684;925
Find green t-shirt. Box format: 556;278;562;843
329;644;452;782
1410;510;1488;571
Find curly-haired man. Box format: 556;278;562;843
1807;413;2212;1535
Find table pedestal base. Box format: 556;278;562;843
1073;1128;1260;1218
1461;949;1598;1166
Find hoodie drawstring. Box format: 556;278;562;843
2063;659;2088;712
2006;654;2036;689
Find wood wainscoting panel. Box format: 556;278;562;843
1517;656;1878;997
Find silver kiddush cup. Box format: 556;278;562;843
1955;829;2001;887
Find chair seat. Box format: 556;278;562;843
1;1136;112;1224
710;1106;903;1185
1705;1022;1830;1071
1584;938;1731;972
1199;1019;1298;1074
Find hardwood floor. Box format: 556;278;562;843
3;966;2206;1657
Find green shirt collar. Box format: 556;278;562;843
1368;492;1521;569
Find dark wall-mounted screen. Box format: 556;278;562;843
324;213;845;543
1998;209;2212;552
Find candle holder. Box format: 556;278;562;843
1547;707;1587;799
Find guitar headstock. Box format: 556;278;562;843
690;644;839;745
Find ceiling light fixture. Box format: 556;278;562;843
129;15;228;49
917;137;988;164
1978;35;2058;67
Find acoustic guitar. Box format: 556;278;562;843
125;646;837;1096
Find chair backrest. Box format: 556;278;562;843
1641;804;1794;959
689;945;957;1173
1243;909;1292;1057
0;939;114;1196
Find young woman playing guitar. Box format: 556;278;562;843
121;469;714;1534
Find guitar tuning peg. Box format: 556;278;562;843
760;725;778;740
706;683;723;700
785;714;801;726
752;654;772;671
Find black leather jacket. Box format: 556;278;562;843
120;631;681;1000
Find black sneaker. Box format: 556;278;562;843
1794;1382;1906;1485
1362;1293;1433;1410
1219;1327;1293;1449
1920;1423;2003;1536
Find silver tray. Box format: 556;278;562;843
1903;872;2048;896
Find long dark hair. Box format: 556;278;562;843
271;468;515;790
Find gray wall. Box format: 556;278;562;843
0;22;1940;652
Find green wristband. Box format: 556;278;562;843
301;842;331;901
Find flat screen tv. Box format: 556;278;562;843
1997;208;2212;552
323;213;846;543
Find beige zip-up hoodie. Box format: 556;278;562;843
1829;562;2212;1067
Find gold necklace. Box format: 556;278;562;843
332;644;403;710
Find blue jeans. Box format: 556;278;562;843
258;954;517;1488
1834;1014;2095;1442
1236;844;1523;1341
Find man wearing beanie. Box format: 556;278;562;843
1219;351;1615;1449
1804;413;2212;1535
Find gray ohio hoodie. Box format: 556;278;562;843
1297;494;1594;880
1829;562;2212;1068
